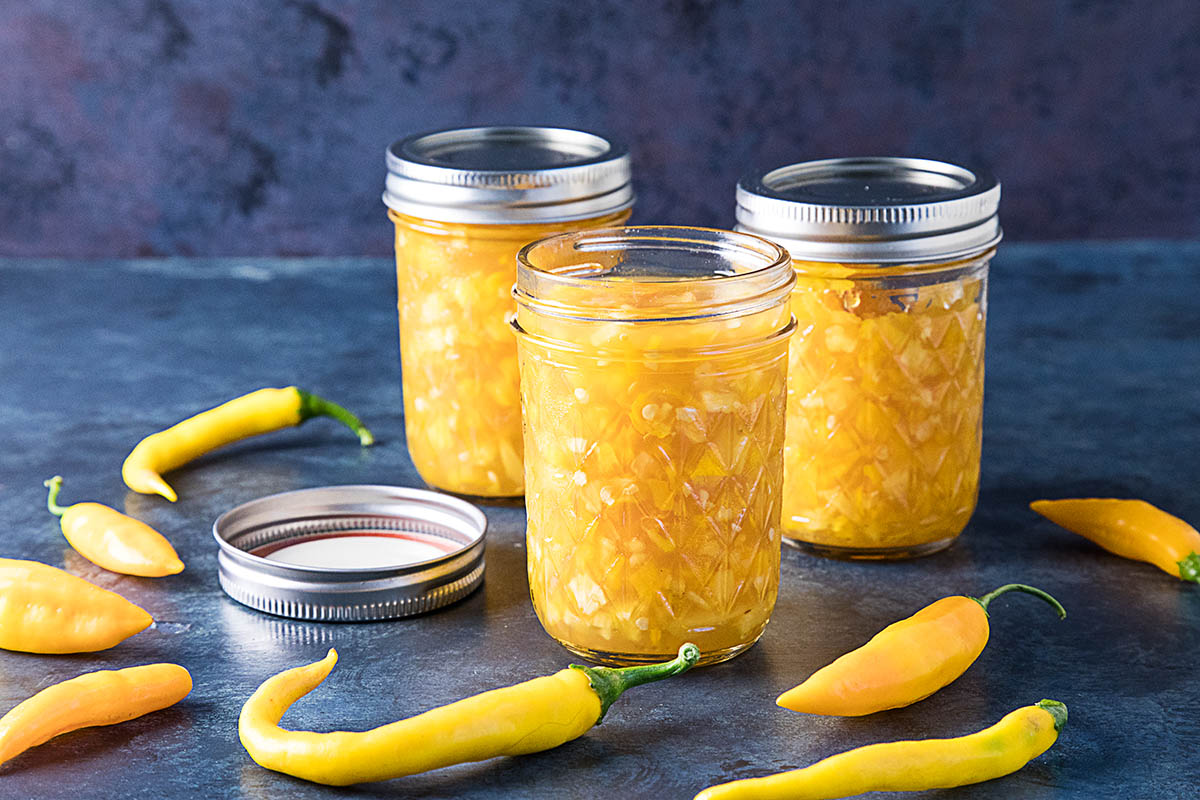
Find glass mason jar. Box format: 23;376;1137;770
383;127;633;497
513;226;796;666
737;158;1001;559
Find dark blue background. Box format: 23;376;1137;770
2;0;1198;256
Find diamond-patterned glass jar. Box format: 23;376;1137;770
383;127;632;497
737;158;1001;559
513;227;796;666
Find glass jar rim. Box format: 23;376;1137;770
514;225;794;323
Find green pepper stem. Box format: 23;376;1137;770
295;389;375;446
570;643;701;723
1178;553;1200;584
1036;698;1069;732
973;583;1066;619
44;475;68;517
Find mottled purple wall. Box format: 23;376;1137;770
1;0;1197;256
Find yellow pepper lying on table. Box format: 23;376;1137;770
1032;498;1200;582
0;557;152;653
694;700;1067;800
45;475;183;577
123;386;375;502
239;644;700;786
0;663;192;768
777;583;1065;716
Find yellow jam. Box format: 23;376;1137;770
782;258;988;554
389;210;628;497
516;236;794;665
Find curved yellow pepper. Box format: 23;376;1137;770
1032;498;1200;582
239;644;700;786
777;584;1065;716
694;700;1067;800
0;557;152;653
0;663;192;768
45;476;183;577
122;386;375;502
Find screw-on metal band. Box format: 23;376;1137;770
384;126;633;224
736;157;1001;263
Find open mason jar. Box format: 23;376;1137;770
383;127;632;497
737;157;1001;559
513;226;796;666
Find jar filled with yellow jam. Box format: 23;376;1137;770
513;227;796;665
383;127;633;496
737;158;1001;558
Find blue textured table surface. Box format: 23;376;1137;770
0;243;1197;799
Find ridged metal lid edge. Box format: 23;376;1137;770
384;126;633;224
213;485;487;622
736;157;1002;263
217;557;485;622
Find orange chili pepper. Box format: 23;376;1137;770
44;476;183;577
0;557;152;653
1031;498;1200;583
777;584;1065;716
0;663;192;768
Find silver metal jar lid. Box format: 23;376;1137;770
736;157;1001;263
383;126;633;224
213;485;486;622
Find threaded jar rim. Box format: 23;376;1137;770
514;225;795;324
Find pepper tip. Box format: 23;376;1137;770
125;467;179;502
775;688;801;713
149;480;179;503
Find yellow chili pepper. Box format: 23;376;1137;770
0;557;152;653
239;643;700;786
1032;498;1200;582
777;584;1065;716
44;476;183;577
122;386;375;502
0;662;192;768
694;699;1067;800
